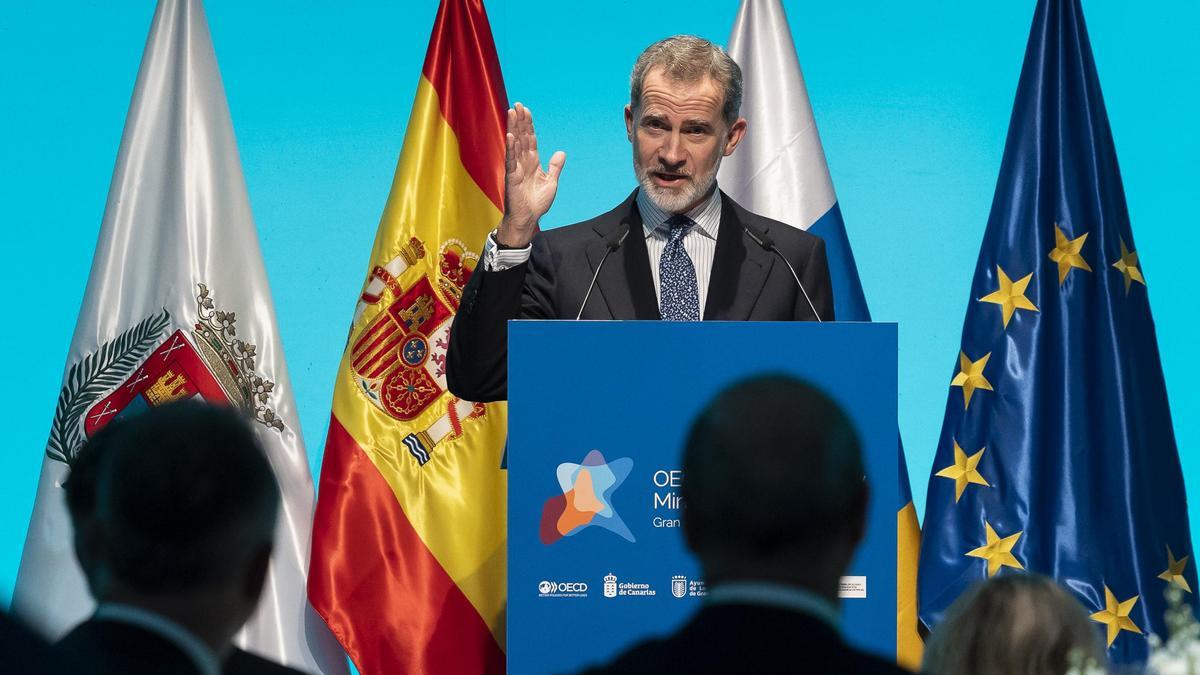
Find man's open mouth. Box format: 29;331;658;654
651;171;690;187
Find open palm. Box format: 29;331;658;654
498;103;566;247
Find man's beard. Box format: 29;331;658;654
634;153;722;214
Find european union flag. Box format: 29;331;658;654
916;0;1195;665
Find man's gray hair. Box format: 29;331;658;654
630;35;743;125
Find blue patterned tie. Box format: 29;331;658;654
659;215;700;321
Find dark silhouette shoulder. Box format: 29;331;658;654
580;604;910;675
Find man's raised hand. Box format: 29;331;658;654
496;102;566;248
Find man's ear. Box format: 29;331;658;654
723;117;748;156
624;104;635;142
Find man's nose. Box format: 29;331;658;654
658;131;686;168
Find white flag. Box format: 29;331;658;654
718;0;870;320
718;4;925;667
13;1;347;672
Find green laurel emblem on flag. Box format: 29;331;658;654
46;308;171;465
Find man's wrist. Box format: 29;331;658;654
496;217;536;248
484;230;532;271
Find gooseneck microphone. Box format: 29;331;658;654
575;222;631;320
743;223;823;322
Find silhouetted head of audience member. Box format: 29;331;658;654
681;374;867;601
922;573;1106;675
64;418;122;596
64;400;280;655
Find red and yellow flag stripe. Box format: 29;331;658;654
309;1;509;673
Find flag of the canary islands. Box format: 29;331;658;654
917;0;1195;665
718;1;922;666
308;0;509;673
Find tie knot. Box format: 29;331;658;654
666;215;693;229
665;215;693;242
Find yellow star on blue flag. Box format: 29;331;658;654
917;0;1196;667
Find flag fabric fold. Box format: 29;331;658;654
718;1;922;667
307;0;510;673
917;0;1195;665
13;1;347;672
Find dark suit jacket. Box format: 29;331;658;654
579;604;911;675
1;610;67;675
55;618;309;675
447;190;834;402
57;618;202;675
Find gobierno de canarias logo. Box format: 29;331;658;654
539;449;635;544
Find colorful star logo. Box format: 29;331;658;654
539;450;635;545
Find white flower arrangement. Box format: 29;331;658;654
1065;587;1200;675
1145;587;1200;675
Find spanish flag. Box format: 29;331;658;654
308;1;509;672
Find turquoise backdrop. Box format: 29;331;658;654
1;0;1196;612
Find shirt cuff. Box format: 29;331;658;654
483;230;532;271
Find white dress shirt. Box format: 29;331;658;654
94;603;222;675
481;187;723;315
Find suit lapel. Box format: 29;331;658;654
586;191;660;320
704;193;774;320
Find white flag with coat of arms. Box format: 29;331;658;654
12;1;347;672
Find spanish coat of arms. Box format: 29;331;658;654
349;236;486;466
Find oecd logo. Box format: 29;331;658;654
538;580;588;597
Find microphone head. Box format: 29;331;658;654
608;222;630;251
744;224;775;250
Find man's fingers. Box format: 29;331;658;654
511;102;560;180
510;103;526;160
521;105;543;170
547;151;567;182
520;104;534;141
518;121;531;162
515;102;528;141
504;132;517;174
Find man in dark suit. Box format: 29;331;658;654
0;610;70;674
448;36;833;402
57;402;309;675
583;375;910;674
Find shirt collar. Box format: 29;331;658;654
94;603;222;675
636;186;722;241
705;581;841;631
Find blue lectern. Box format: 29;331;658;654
507;321;897;673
